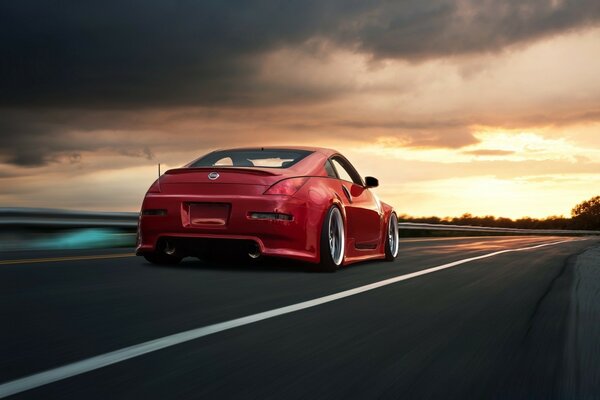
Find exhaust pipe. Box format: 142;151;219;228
248;242;261;259
163;240;177;256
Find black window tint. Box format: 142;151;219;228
190;149;312;168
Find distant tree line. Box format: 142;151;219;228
398;195;600;231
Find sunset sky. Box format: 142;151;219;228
1;1;600;218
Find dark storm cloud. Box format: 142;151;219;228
1;0;600;107
0;111;65;166
0;109;157;166
0;0;365;107
350;0;600;59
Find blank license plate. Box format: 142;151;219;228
189;203;230;226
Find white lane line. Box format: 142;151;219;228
0;238;582;398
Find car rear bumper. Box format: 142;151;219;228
136;193;326;263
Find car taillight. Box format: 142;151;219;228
264;177;308;196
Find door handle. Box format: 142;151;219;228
341;185;352;203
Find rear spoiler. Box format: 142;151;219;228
165;167;281;176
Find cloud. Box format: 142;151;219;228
373;132;479;149
0;109;162;166
1;0;600;107
463;149;515;156
496;108;600;128
116;146;155;161
349;0;600;59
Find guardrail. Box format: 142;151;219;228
0;208;138;229
398;222;600;236
1;208;599;235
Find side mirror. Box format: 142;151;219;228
364;176;379;188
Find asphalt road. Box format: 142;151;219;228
1;236;599;399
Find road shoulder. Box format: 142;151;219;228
563;244;600;399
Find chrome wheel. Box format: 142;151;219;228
388;213;399;258
328;207;345;266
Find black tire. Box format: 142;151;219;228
143;252;182;265
384;212;399;261
318;206;345;272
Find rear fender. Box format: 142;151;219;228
379;202;396;248
318;189;348;264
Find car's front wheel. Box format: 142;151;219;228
318;206;345;272
384;212;399;261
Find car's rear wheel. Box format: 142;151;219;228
385;212;399;261
319;206;345;272
143;252;182;265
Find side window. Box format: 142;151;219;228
324;160;338;178
331;158;355;183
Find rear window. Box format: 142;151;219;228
190;149;312;169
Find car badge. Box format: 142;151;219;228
208;172;220;180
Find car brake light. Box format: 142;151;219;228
264;177;308;196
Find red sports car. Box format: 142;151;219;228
136;147;399;271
